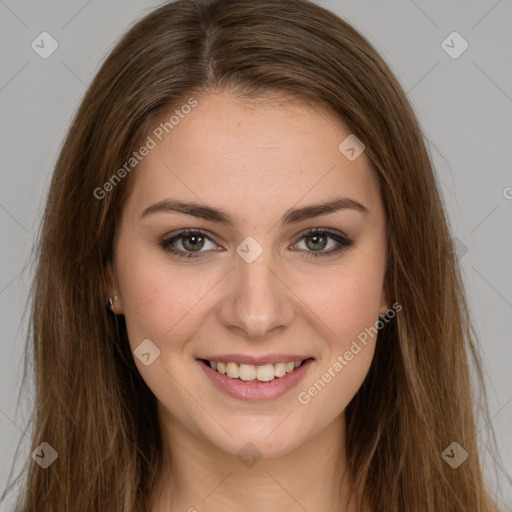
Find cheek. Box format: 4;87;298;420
291;256;385;416
335;275;383;340
118;252;216;350
119;270;159;343
296;275;380;418
297;254;385;415
300;344;375;424
301;262;385;347
333;243;386;338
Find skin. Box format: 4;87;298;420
106;90;389;512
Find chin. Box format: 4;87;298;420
201;416;309;461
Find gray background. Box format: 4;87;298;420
0;0;511;510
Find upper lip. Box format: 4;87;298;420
198;354;314;366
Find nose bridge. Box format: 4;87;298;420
218;238;294;339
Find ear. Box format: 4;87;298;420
105;261;124;315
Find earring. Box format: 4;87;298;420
108;295;119;314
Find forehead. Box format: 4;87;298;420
122;91;382;224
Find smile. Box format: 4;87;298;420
204;359;305;382
197;357;315;401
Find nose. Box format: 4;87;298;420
216;248;296;341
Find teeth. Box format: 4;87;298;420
274;362;286;377
226;362;240;379
239;364;256;381
256;364;275;382
207;359;305;382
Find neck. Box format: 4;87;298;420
151;410;366;512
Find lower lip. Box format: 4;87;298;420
197;358;314;401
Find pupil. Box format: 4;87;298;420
184;234;203;251
307;234;326;251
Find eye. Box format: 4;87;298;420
291;228;354;259
159;227;354;259
159;229;220;259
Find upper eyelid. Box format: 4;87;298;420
163;227;349;249
163;228;220;246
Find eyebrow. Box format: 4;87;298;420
140;197;369;226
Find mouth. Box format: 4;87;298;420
200;358;312;383
197;356;315;401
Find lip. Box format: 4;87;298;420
198;354;312;366
197;357;315;401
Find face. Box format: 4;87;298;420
106;91;389;460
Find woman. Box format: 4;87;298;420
1;0;504;510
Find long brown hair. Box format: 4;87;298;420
1;0;505;510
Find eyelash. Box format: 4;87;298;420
159;228;354;260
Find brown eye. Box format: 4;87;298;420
303;232;330;251
160;229;219;258
293;228;354;259
180;233;206;252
